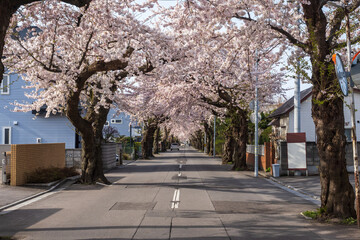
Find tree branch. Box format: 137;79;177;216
233;13;308;51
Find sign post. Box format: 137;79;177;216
333;48;360;228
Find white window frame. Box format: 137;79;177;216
1;74;10;95
345;128;352;142
2;127;11;144
104;121;109;126
111;119;122;124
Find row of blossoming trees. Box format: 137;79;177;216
2;0;360;218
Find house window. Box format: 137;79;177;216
104;121;109;126
1;75;10;95
2;127;11;144
111;119;122;124
345;128;352;142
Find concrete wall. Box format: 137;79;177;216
102;143;118;170
65;149;82;169
65;143;120;170
246;143;274;171
10;143;65;186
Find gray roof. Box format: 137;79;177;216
269;87;313;118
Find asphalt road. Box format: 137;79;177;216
0;147;359;239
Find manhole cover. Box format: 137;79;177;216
110;202;156;210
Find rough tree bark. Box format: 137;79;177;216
230;107;248;170
222;126;234;164
141;118;158;159
204;122;212;155
161;126;169;151
66;81;113;184
191;130;203;150
311;68;355;217
153;127;160;154
303;2;355;218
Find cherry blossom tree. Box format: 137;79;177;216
154;3;286;170
4;0;170;184
234;0;360;219
161;0;360;218
0;0;92;84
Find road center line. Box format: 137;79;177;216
171;189;180;209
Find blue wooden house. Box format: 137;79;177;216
0;73;133;148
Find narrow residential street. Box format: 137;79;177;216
0;147;359;240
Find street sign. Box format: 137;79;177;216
351;51;360;87
250;112;261;123
132;127;142;137
333;53;349;96
249;100;255;111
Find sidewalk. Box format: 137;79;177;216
0;185;45;208
263;173;356;202
0;160;137;212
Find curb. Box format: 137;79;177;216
117;160;136;168
0;175;80;212
258;171;320;202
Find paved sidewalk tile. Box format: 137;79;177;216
0;185;45;208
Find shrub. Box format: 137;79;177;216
122;153;131;160
27;167;79;183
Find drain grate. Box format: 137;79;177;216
110;202;156;210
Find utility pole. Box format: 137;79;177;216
213;116;216;157
294;5;301;133
204;131;206;153
345;9;360;228
254;50;259;177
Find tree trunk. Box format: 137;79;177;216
80;127;106;184
191;130;203;150
230;108;248;170
312;81;355;218
66;101;110;184
161;126;169;152
222;127;234;164
153;127;160;154
141;119;157;159
0;1;18;83
204;122;211;154
300;0;356;218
